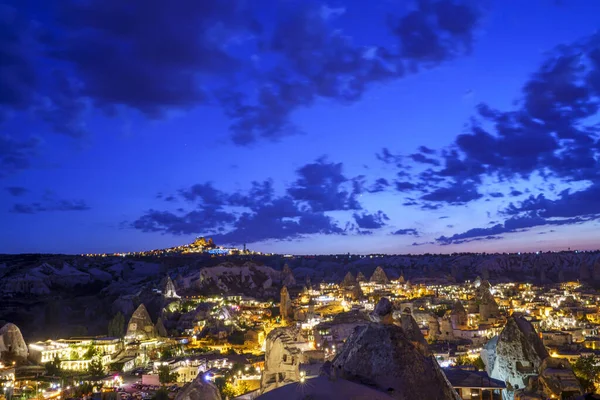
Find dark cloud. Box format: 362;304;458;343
381;35;600;218
1;0;483;145
5;186;28;196
223;0;482;144
421;203;443;210
52;0;251;116
392;228;419;236
509;189;523;197
421;181;482;204
214;198;343;245
395;0;478;63
179;182;225;205
35;71;87;138
131;206;235;235
0;4;39;112
504;183;600;219
418;146;436;155
11;199;90;214
396;181;417;191
0;135;41;177
133;158;360;244
436;214;590;245
353;211;389;229
228;180;276;209
368;178;390;193
409;152;440;166
287;158;360;211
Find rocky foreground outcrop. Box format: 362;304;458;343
328;322;460;400
0;323;28;360
175;375;221;400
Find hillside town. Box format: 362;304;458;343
1;262;599;400
81;238;263;258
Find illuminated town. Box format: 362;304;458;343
1;248;599;400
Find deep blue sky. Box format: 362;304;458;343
1;0;600;254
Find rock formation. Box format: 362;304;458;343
340;271;356;288
155;317;168;337
485;314;549;396
369;297;394;324
370;266;389;285
279;286;292;321
579;262;591;281
163;276;179;298
398;271;405;284
428;315;441;342
126;304;156;339
329;322;460;399
450;301;468;329
356;271;367;283
261;327;302;393
593;258;600;283
255;375;396;400
350;282;364;300
535;357;582;398
476;280;500;321
175;375;221;400
398;307;429;354
0;323;28;361
281;264;296;287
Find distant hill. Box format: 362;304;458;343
0;251;599;340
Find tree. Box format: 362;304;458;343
455;355;485;371
157;365;178;385
160;348;173;361
151;387;169;400
84;342;99;360
45;355;62;376
73;383;93;398
472;356;486;371
235;381;249;396
214;378;235;399
108;312;125;338
572;355;600;393
87;358;104;378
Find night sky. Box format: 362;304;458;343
1;0;600;255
